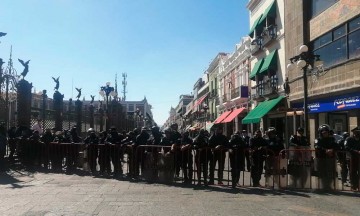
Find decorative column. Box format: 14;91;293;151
16;79;32;128
89;103;94;128
53;90;64;131
75;99;82;134
42;90;47;130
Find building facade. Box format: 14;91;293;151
244;0;288;139
285;0;360;144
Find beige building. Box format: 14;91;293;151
215;38;251;136
285;0;360;144
244;0;288;139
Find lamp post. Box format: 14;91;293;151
287;45;323;139
99;82;117;130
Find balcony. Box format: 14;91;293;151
251;81;278;100
209;90;218;99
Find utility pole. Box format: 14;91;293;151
122;73;127;101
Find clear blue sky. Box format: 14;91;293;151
0;0;249;125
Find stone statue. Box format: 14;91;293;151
75;87;82;99
0;58;5;68
18;59;30;78
52;76;60;91
90;95;95;104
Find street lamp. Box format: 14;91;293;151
99;82;117;130
287;44;323;139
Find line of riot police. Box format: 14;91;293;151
2;123;359;191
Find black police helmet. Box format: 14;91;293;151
318;124;330;134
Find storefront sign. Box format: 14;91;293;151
293;93;360;113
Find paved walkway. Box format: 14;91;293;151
1;170;360;216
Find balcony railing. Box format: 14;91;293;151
251;81;278;100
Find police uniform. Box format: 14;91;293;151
193;130;211;185
250;133;267;187
181;132;193;183
344;126;360;190
228;132;246;187
208;130;228;185
314;124;340;190
84;129;99;174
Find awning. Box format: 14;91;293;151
213;110;232;124
184;108;192;116
221;107;246;123
258;0;277;26
249;59;264;80
194;92;209;108
259;49;278;75
205;121;214;132
242;96;285;124
248;14;263;38
184;125;192;131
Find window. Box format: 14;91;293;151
349;16;360;32
313;32;332;49
349;30;360;59
311;0;338;18
315;37;347;68
312;16;360;68
333;25;346;40
128;104;134;112
256;79;264;96
270;75;278;88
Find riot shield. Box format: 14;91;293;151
314;155;337;190
288;146;312;189
158;150;174;183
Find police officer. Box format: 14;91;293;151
105;127;123;177
337;131;350;185
7;126;17;161
241;130;251;171
315;124;340;190
84;128;99;175
98;131;111;176
0;126;6;171
147;126;163;180
181;131;193;184
169;123;182;178
266;127;285;156
228;131;246;188
40;128;54;170
66;127;82;172
133;127;150;178
159;129;173;153
250;129;267;187
209;127;228;185
193;129;210;186
289;127;310;147
344;126;360;190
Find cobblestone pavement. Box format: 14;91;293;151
1;170;360;216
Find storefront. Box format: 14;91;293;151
292;92;360;136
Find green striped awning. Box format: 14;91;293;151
259;49;278;75
242;96;285;124
248;14;263;38
249;59;264;80
258;0;277;26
